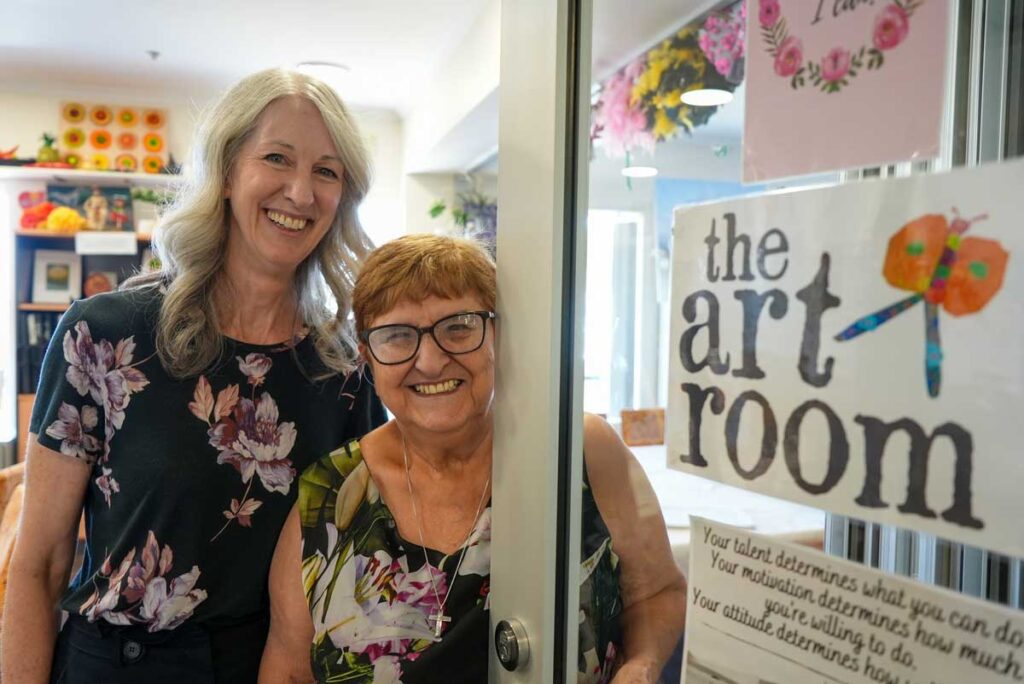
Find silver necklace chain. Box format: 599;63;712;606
402;436;491;638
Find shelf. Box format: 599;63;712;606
15;229;150;242
18;303;70;313
0;165;178;188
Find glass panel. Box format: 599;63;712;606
571;2;1024;680
575;2;831;682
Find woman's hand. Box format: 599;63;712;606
258;505;316;684
2;436;91;682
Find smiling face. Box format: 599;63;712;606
223;95;345;279
363;294;496;436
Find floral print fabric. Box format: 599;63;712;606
300;443;491;683
45;319;150;506
29;290;386;633
298;442;621;683
189;353;299;540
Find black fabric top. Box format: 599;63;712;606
29;287;386;631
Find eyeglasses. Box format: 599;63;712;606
361;310;496;365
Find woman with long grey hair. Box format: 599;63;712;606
2;68;386;683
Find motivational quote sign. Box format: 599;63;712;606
667;160;1024;555
743;0;948;182
684;518;1024;684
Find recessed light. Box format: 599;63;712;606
621;166;658;178
294;61;352;80
681;89;734;106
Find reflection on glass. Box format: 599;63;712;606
578;2;827;681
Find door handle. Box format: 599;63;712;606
494;618;530;671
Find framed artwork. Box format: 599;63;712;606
84;270;119;298
32;250;82;304
620;408;665;447
47;185;134;231
58;101;168;173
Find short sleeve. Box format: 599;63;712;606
29;301;106;464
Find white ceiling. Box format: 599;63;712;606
592;0;714;81
0;0;490;113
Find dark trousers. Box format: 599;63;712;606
50;613;269;684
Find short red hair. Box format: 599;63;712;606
352;234;496;334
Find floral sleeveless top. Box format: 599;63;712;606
29;288;386;631
298;440;623;683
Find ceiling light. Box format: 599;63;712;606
681;89;734;106
294;61;351;80
621;166;658;178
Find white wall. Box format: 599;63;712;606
352;107;405;246
0;86;407;245
401;0;499;173
0;86;200;167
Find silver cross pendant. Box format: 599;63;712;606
429;612;451;637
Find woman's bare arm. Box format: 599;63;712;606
583;414;687;684
259;505;315;684
2;435;90;683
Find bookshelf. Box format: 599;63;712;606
3;168;175;460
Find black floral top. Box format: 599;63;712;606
298;441;623;683
29;287;386;631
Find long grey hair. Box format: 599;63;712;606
123;68;374;379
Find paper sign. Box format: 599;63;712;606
75;231;137;255
667;159;1024;555
743;0;948;182
684;518;1024;684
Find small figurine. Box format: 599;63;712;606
83;186;109;230
110;196;129;230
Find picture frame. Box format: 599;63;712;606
620;408;665;447
32;249;82;304
83;270;119;298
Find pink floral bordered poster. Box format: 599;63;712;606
743;0;948;182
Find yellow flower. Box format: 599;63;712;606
45;206;87;232
652;109;677;140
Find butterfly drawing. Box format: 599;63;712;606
834;210;1009;398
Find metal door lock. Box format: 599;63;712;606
495;618;530;671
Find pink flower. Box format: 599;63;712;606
212;393;297;495
774;36;803;77
61;321;149;469
95;467;120;507
45;402;101;461
759;0;781;27
237;353;272;386
80;533;206;632
591;58;655;158
821;47;851;82
716;57;732;75
874;4;910;50
139;566;208;631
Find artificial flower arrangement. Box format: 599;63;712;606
590;1;744;159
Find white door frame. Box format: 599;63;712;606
490;0;593;681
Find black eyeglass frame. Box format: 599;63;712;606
360;310;497;365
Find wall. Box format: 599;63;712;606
401;0;500;173
0;86;407;246
0;86;199;167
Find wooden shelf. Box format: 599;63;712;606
0;165;178;188
18;302;70;313
14;229;150;242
